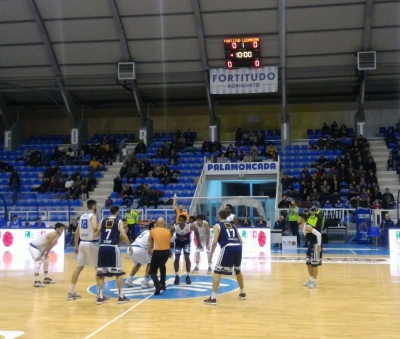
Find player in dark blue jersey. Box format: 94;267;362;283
96;205;133;305
298;213;322;289
204;210;246;306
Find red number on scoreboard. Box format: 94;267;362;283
232;42;237;49
253;41;258;48
227;61;233;68
254;60;260;67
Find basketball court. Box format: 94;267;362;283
1;243;399;339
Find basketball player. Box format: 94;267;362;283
173;194;189;223
191;214;213;274
29;222;65;287
96;205;133;305
125;222;155;289
67;200;100;301
297;213;322;289
204;210;246;306
225;204;239;226
170;215;201;285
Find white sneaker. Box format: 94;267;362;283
125;280;134;287
191;267;200;274
303;280;312;287
67;292;82;300
34;281;45;288
141;282;153;289
207;267;212;275
308;282;318;289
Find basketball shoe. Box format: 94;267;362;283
303;280;312;287
125;279;134;287
141;282;153;289
308;281;318;289
174;275;180;285
118;296;130;304
67;292;82;300
96;297;106;305
239;293;247;300
43;278;55;284
34;281;45;287
207;267;212;274
204;297;217;306
191;267;199;274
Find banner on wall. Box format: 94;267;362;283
210;66;278;94
205;162;278;175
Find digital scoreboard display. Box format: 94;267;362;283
224;37;261;69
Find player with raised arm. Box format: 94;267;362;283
125;222;155;289
204;210;246;306
67;200;100;301
96;205;133;305
173;194;189;223
170;215;201;285
298;213;322;289
29;223;65;287
191;214;213;274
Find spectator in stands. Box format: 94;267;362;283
255;216;267;228
243;152;253;163
387;155;394;171
85;170;97;191
310;188;320;204
372;199;382;209
380;213;395;247
65;176;74;190
266;143;278;160
349;181;360;198
273;215;286;248
323;200;332;208
89;157;102;171
303;196;313;209
278;195;290;209
9;170;20;187
65;147;75;165
320;188;331;205
147;189;159;209
385;127;396;146
67;218;78;246
300;166;310;179
241;216;251;227
316;137;326;150
371;187;383;202
330;121;338;135
105;196;113;208
235;128;243;145
212;139;222;153
24;222;31;228
159;165;172;186
382;196;396;209
33;218;46;228
249;132;257;145
365;158;376;174
202;139;212;154
23;147;32;162
281;174;292;193
135;139;147;154
334;198;343;208
382;188;395;202
119;137;127;162
0;158;12;173
9;178;20;205
393;151;400;172
339;125;348;138
185;129;195;145
9;215;23;228
321;122;330;135
256;132;265;147
327;166;338;179
242;129;250;145
209;154;217;163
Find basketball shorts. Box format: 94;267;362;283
306;244;322;267
214;244;242;275
29;244;41;262
128;245;151;266
97;245;124;276
175;239;191;256
195;237;212;253
77;241;99;267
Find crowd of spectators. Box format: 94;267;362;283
281;131;396;210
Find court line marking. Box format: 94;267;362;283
83;272;187;339
351;250;356;255
83;294;152;339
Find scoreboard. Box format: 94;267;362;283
224;37;261;69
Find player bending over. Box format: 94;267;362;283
125;222;155;289
298;213;322;289
170;215;201;285
191;214;213;274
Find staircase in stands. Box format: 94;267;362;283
369;139;400;195
88;162;122;205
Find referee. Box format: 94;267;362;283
148;217;171;295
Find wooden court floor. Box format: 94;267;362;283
1;253;400;339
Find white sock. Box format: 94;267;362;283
310;277;315;282
127;275;133;282
35;277;40;282
211;292;217;299
195;263;199;269
208;262;212;268
241;289;245;293
70;284;76;294
44;273;49;279
98;290;103;298
119;289;124;298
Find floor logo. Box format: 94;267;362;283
87;275;238;300
0;331;24;339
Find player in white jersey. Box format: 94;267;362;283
67;200;100;301
191;214;213;274
225;204;239;226
125;222;155;289
29;223;65;287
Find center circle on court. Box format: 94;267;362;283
87;275;238;300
